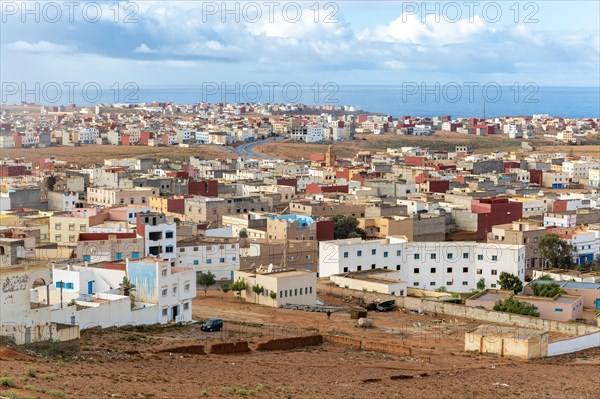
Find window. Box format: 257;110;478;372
343;267;348;272
294;288;298;296
463;267;468;273
477;254;483;260
446;281;452;286
280;291;283;298
463;253;469;259
184;283;190;292
477;269;482;275
371;249;376;255
80;225;86;232
357;250;362;257
430;254;436;260
162;289;167;297
69;224;75;231
491;270;497;275
305;287;308;294
371;264;376;269
554;308;563;312
309;287;312;294
396;265;401;270
491;255;498;261
414;268;420;274
431;267;436;273
429;282;435;286
462;281;468;285
414;254;420;260
162;269;167;276
396;250;401;256
343;252;349;258
413;282;420;287
447;267;452;273
165;246;174;253
207;259;212;264
193;260;199;265
55;223;61;230
69;235;75;243
183;302;189;310
383;251;388;258
165;231;174;239
447;253;453;259
491;284;497;288
357;266;362;271
55;235;62;242
162;308;168;316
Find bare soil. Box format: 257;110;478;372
1;291;598;399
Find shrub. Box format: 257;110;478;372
0;377;16;387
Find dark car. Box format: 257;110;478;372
201;318;223;332
376;300;396;312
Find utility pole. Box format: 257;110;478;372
60;280;63;308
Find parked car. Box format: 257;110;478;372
376;300;396;312
201;318;223;332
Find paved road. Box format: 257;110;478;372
232;136;285;159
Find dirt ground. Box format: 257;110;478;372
1;144;234;165
1;291;599;399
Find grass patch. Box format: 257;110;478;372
0;376;16;387
2;391;39;399
25;368;37;378
221;384;266;396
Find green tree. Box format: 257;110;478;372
476;277;486;291
269;291;277;306
537;274;554;280
119;276;136;297
251;284;264;304
493;296;539;317
332;214;367;239
119;276;136;308
220;283;231;299
230;279;247;301
498;272;523;294
531;282;567;297
238;228;248;238
196;272;216;297
538;234;576;269
436;286;447;293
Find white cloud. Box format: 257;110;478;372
8;41;75;53
134;44;155;54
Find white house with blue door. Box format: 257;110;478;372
49;257;195;328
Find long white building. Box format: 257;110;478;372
319;237;525;293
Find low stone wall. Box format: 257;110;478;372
256;335;324;351
318;281;600;336
208;341;251;355
159;345;206;355
362;340;411;357
323;334;362;350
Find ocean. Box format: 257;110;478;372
20;85;600;119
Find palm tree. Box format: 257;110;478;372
119;276;136;297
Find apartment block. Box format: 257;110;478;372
319;237;526;293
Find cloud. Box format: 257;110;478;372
8;40;75;53
134;44;156;54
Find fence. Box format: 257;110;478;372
318;281;600;336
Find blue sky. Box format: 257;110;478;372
1;1;599;89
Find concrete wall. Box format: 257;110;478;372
318;281;600;336
547;332;600;356
256;335;323;351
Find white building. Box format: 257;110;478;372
49;257;195;328
177;236;240;280
233;266;317;307
137;212;177;264
319;237;526;293
329;269;408;297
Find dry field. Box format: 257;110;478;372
0;291;598;399
0;145;234;165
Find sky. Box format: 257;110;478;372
1;1;599;91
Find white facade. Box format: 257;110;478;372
138;213;177;263
319;237;526;293
49;258;195;328
177;239;240;280
234;268;317;307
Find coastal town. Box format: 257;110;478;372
0;102;599;398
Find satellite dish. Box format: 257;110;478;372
267;263;273;273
